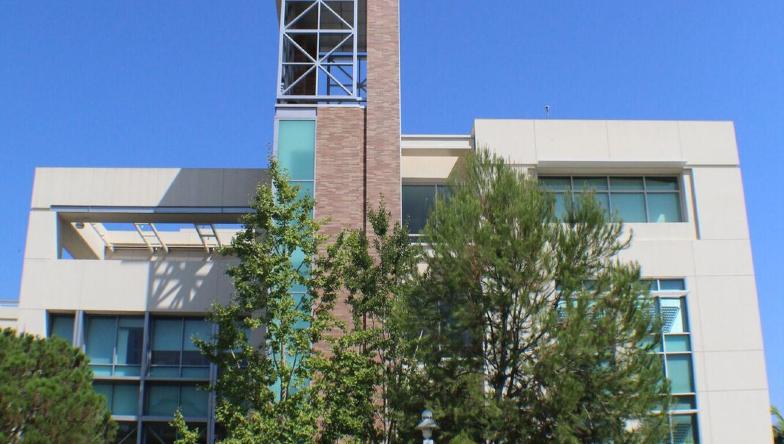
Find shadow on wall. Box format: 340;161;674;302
142;168;266;311
145;256;237;312
154;168;269;209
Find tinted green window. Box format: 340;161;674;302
145;384;207;418
402;185;436;234
664;335;691;353
670;414;698;443
93;382;139;417
539;176;684;223
659;298;688;334
667;355;694;393
85;316;143;376
150;318;210;378
49;314;74;343
146;384;179;417
611;193;646;222
648;193;682;223
115;317;144;376
277;120;315;181
86;317;115;373
290;181;314;202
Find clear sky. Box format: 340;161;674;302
1;0;782;410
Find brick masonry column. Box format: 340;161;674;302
366;0;402;223
315;106;366;328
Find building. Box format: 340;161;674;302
9;1;771;443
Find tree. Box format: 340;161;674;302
316;203;421;443
773;406;784;444
188;159;342;443
407;149;670;442
0;328;115;444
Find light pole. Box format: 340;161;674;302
415;409;438;444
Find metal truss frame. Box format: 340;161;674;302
276;0;364;102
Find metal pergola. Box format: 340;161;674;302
276;0;366;103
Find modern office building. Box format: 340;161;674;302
8;1;771;443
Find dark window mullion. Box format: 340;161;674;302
179;319;186;377
113;316;120;375
643;177;651;222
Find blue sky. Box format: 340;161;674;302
1;0;782;409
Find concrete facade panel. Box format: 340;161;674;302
701;350;768;392
692;167;751;240
693;275;765;352
606;120;682;161
692;240;755;277
678;121;740;166
534;120;610;161
705;390;773;444
473;119;537;164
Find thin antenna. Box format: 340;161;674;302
544;105;551;119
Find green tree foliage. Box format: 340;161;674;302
187;159;342;443
406;149;671;443
0;328;115;444
773;406;784;444
316;204;421;443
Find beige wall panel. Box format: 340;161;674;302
678;121;739;166
31;168;266;209
606;121;682;161
20;259;232;313
692;240;754;276
79;261;151;310
692;167;750;240
706;390;773;444
14;309;47;336
19;260;83;310
693;276;764;352
401;156;460;180
534;120;610;161
620;240;696;277
623;222;695;241
473;119;537;164
23;212;58;259
701;350;768;392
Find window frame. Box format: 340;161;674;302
401;182;451;242
647;278;700;444
539;175;686;223
148;316;211;381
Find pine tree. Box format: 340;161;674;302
0;328;115;444
407;149;671;443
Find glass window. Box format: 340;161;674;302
610;176;644;190
647;193;682;223
670;414;699;444
611;193;646;222
116;318;144;376
402;185;436;235
145;383;208;418
290;180;314;202
85;315;143;376
86;317;116;375
93;382;139;417
277;120;315;181
539;176;684;223
150;318;210;379
49;314;74;343
659;298;688;334
667;355;694;394
574;176;608;191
